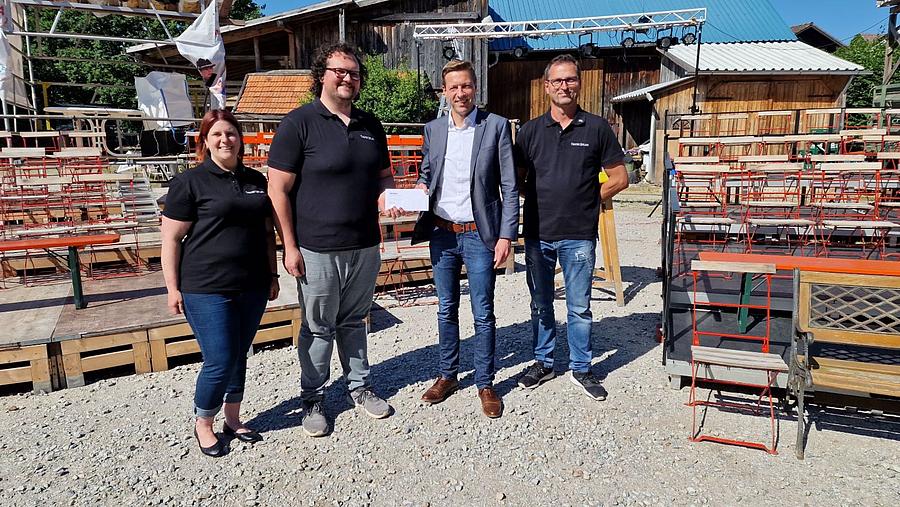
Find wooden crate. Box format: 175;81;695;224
252;308;301;349
0;344;52;393
59;330;151;388
149;306;302;371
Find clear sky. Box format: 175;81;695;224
261;0;889;44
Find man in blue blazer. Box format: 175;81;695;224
412;59;518;418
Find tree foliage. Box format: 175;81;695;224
834;35;889;108
29;0;263;109
354;55;438;128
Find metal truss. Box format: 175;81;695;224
413;8;706;40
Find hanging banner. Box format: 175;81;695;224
135;72;194;130
0;32;11;98
174;2;226;109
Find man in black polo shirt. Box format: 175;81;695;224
267;43;398;437
513;54;628;401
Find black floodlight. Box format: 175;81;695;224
513;46;528;58
657;36;674;50
442;46;456;60
579;43;597;58
682;31;697;45
622;36;636;48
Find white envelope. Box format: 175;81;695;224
385;188;429;211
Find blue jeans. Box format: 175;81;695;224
525;238;596;373
429;227;497;389
182;289;269;417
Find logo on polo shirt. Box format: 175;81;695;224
360;134;376;141
244;189;265;194
571;142;590;147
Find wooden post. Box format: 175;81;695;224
593;199;625;306
253;37;262;72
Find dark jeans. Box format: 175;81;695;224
182;289;269;417
429;227;497;389
525;238;596;373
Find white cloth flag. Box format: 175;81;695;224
0;32;11;98
135;72;194;130
174;2;226;110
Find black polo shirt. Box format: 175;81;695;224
514;108;625;241
163;158;272;293
267;99;390;252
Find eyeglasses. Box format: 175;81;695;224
327;67;361;81
547;77;579;89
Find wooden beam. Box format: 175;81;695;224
371;12;480;22
253;37;262;72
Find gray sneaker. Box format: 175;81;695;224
570;371;608;401
301;400;330;437
349;387;391;419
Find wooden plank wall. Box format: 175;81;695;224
488;58;603;124
649;75;852;181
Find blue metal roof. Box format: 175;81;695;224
488;0;796;52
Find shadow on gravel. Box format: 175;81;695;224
246;310;659;433
550;265;659;306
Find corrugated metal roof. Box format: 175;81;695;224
611;77;694;103
665;41;866;74
489;0;796;52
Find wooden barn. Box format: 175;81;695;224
128;0;491;104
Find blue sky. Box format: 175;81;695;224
261;0;888;44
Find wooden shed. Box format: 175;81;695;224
610;41;867;181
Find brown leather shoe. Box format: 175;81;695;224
478;387;503;418
421;377;459;404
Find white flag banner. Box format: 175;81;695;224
135;72;194;130
174;2;226;110
0;31;11;98
0;0;14;32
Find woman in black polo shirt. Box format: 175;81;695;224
161;110;279;458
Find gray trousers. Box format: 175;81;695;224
296;245;380;401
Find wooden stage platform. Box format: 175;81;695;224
0;264;303;393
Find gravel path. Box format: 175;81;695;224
2;204;898;506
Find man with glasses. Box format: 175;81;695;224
268;42;399;437
513;54;628;401
412;59;518;418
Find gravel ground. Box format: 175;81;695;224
1;203;898;506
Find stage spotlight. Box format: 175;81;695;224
682;32;697;45
442;46;456;60
621;37;636;49
513;46;529;58
657;36;674;50
579;43;596;58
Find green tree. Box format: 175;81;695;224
354;55;439;129
29;0;263;109
835;35;888;109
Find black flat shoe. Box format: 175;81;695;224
223;423;263;443
193;428;226;458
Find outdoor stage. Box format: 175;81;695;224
0;261;303;393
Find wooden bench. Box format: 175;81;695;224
0;234;120;309
789;269;900;459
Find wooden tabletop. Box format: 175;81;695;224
698;251;900;276
0;233;120;252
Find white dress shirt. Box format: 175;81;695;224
434;107;477;223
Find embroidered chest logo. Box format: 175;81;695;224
244;189;265;195
359;135;375;141
571;142;590;147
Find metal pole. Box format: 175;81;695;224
11;30;173;46
339;8;345;42
23;11;40;128
690;23;703;114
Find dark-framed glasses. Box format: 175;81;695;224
547;77;579;89
327;67;361;81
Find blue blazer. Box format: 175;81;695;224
412;109;519;249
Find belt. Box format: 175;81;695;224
433;215;477;233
